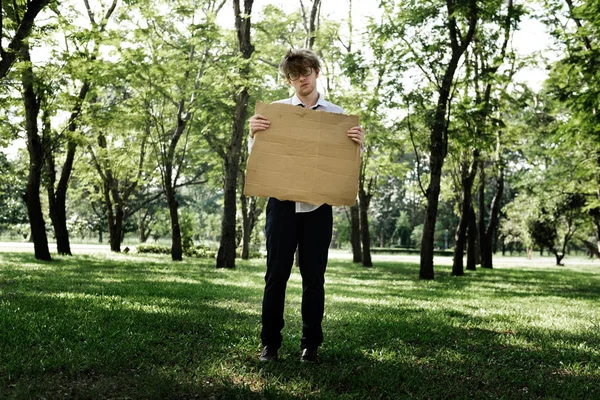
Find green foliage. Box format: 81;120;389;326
137;243;218;259
0;153;28;229
527;210;559;251
136;243;171;254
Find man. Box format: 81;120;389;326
249;49;365;362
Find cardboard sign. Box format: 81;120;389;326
243;101;361;206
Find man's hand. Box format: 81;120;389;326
347;126;365;146
249;114;270;138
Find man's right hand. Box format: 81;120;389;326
249;114;270;138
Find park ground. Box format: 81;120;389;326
0;249;599;399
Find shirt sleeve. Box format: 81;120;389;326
248;131;255;154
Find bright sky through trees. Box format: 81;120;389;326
1;0;554;157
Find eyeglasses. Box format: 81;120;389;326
287;67;314;81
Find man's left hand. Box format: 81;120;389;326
347;126;365;146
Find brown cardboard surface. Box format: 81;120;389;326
243;101;361;206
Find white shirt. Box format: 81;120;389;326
248;93;345;213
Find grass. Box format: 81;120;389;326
0;252;599;399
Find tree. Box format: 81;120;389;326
527;194;584;266
449;0;519;275
86;103;150;252
417;0;478;279
299;0;321;49
541;0;600;254
42;0;118;255
375;0;478;279
20;40;51;260
216;0;255;269
119;0;222;260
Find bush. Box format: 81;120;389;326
184;244;218;259
135;243;224;260
136;244;171;255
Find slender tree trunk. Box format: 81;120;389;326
466;204;477;271
358;189;372;267
43;121;72;255
453;158;477;275
102;181;117;251
166;186;183;261
217;90;248;268
350;201;362;263
217;0;254;269
452;211;467;276
420;155;443;279
240;189;256;260
139;218;150;243
303;0;321;49
48;185;71;255
480;166;504;268
21;45;51;261
477;160;486;265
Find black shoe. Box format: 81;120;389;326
259;346;278;362
300;347;318;363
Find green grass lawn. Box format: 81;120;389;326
1;252;599;399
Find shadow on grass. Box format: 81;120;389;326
1;252;599;399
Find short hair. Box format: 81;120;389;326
279;49;321;79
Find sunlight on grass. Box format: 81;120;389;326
1;252;599;399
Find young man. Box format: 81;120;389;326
249;49;365;362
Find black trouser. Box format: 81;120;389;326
261;198;333;350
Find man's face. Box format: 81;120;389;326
287;65;319;97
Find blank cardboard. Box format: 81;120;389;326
243;101;361;206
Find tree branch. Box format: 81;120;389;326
0;0;51;79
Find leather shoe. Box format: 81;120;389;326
300;347;318;362
258;346;278;362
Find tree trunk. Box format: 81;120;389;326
480;165;504;269
452;158;477;276
139;212;151;243
102;181;117;252
303;0;321;49
167;190;183;261
43;119;72;256
217;0;254;269
358;190;372;267
216;90;248;268
420;154;443;279
0;0;51;79
240;188;253;260
48;184;71;255
466;204;477;271
452;211;467;276
110;205;124;252
21;44;51;261
552;250;564;266
350;201;362;263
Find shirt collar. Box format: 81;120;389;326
291;93;327;109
